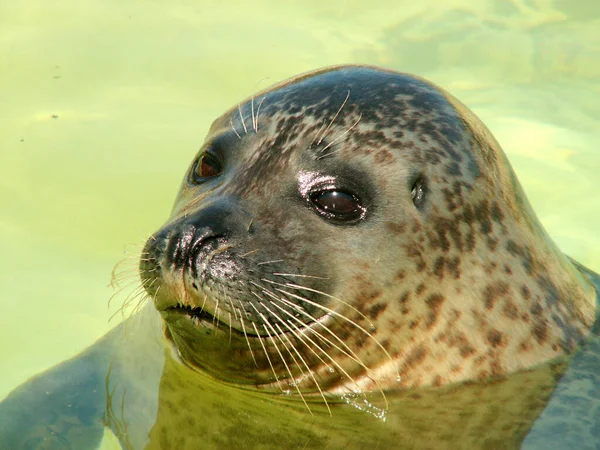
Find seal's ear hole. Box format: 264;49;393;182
411;176;427;210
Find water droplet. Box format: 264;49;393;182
328;367;335;373
396;375;402;382
369;324;376;332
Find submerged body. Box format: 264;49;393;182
1;65;598;449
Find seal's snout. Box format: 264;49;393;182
139;201;245;303
163;225;223;271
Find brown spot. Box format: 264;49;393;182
425;293;445;310
519;338;532;353
401;345;428;371
486;237;498;251
473;355;486;367
483;281;510;310
502;299;519;319
409;319;421;329
532;319;548;345
433;256;460;280
386;221;406;235
395;270;406;281
353;333;368;349
465;231;475;251
490;359;503;377
433;256;445;279
416;283;426;296
399;291;411;304
425;293;445;328
449;332;476;358
359;289;383;306
387;318;402;331
374;149;395;164
446;256;461;279
530;302;543;315
487;329;505;348
433;375;443;387
491;202;504;222
484;261;498;275
367;302;388;320
503;264;512;275
521;285;531;300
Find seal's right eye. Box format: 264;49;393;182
310;190;365;222
190;152;222;184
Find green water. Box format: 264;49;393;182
1;1;599;448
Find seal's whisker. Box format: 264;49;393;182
283;314;375;405
268;292;363;367
115;284;147;315
129;292;150;319
266;295;365;385
230;118;242;140
315;89;350;147
238;104;248;134
236;298;251;320
277;300;388;410
110;280;152;324
265;290;376;394
199;293;208;315
110;270;143;288
108;277;144;309
257;259;284;266
231;302;240;321
251;304;313;415
213;296;221;329
251;94;256;133
122;285;159;337
255;96;266;132
251;322;282;391
272;273;329;280
256;285;379;403
316;112;363;161
110;257;143;289
270;283;399;381
240;248;260;258
261;279;375;329
272;320;332;416
236;304;258;367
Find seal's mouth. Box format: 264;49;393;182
164;303;234;331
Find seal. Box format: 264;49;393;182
0;65;598;450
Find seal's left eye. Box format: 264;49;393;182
310;190;365;222
190;152;222;184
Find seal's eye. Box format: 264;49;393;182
190;152;222;184
411;175;427;210
310;190;365;222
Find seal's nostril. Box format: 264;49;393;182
163;225;223;271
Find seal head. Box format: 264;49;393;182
140;65;596;396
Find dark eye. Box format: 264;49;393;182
190;152;222;184
310;190;365;222
411;175;427;210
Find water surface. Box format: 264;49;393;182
1;1;598;448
